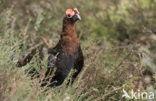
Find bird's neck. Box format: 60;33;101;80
62;23;77;37
60;22;80;53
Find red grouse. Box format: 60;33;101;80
17;8;84;87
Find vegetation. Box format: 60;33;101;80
0;0;156;101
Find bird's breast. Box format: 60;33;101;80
61;37;80;53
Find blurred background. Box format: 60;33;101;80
0;0;156;101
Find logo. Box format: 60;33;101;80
122;89;154;100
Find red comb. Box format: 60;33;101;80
74;8;79;14
66;9;75;16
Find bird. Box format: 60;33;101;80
17;8;84;87
42;8;84;87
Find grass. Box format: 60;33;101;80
0;0;156;101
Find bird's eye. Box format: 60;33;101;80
67;14;72;18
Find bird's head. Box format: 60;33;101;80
64;8;81;24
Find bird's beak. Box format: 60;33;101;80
73;13;81;22
76;14;81;20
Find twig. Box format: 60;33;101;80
39;36;50;48
95;86;123;101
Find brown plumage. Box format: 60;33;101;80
42;8;84;87
17;8;84;87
